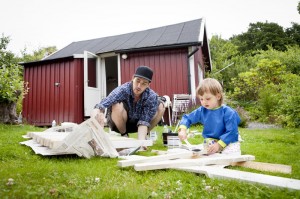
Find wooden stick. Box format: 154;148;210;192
230;161;292;174
118;150;197;167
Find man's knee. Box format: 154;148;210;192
151;102;165;122
157;102;166;115
112;102;125;112
109;102;128;134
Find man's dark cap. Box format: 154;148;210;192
134;66;153;82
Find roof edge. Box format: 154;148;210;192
115;42;202;53
198;17;206;43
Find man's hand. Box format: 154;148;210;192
90;108;105;127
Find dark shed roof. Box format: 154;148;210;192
44;18;205;61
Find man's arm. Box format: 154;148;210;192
137;125;148;140
91;83;128;126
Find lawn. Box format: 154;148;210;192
0;124;300;198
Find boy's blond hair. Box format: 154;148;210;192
196;78;224;105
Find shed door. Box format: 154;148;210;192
84;51;105;116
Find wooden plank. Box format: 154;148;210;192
134;154;255;171
230;161;292;174
27;132;67;149
55;118;119;158
176;166;300;190
151;149;168;155
118;155;146;160
20;140;73;156
112;139;153;149
118;150;198;167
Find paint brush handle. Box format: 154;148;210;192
174;119;181;133
184;139;192;147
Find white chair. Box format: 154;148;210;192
163;95;172;126
171;94;192;125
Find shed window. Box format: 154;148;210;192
88;58;97;88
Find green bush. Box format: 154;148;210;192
255;74;300;127
275;74;300;127
0;66;26;103
0;35;27;115
257;83;280;123
230;59;286;102
230;58;300;128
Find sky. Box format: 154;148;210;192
1;0;299;56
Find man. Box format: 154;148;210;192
90;66;165;140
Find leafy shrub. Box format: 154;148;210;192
254;45;300;75
0;34;28;118
255;74;300;127
230;58;300;128
0;66;27;103
230;59;286;101
257;83;279;123
275;74;300;127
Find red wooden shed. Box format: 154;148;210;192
22;18;212;126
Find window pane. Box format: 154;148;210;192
88;57;97;88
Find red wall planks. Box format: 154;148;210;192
120;48;189;98
23;58;84;126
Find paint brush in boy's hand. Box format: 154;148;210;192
184;139;192;149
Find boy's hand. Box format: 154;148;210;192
207;142;222;154
178;129;187;140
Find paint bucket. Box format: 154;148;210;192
162;132;178;146
167;136;181;149
149;131;158;142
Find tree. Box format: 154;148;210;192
285;22;300;46
0;34;27;124
0;35;17;69
20;46;57;62
230;22;291;54
209;35;256;92
209;35;239;85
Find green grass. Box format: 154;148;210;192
0;124;300;198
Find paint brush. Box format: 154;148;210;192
174;119;181;133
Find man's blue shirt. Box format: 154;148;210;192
95;82;159;127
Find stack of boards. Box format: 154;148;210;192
20;118;153;158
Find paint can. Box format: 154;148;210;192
167;136;181;149
149;131;157;142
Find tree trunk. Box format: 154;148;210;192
0;101;18;124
